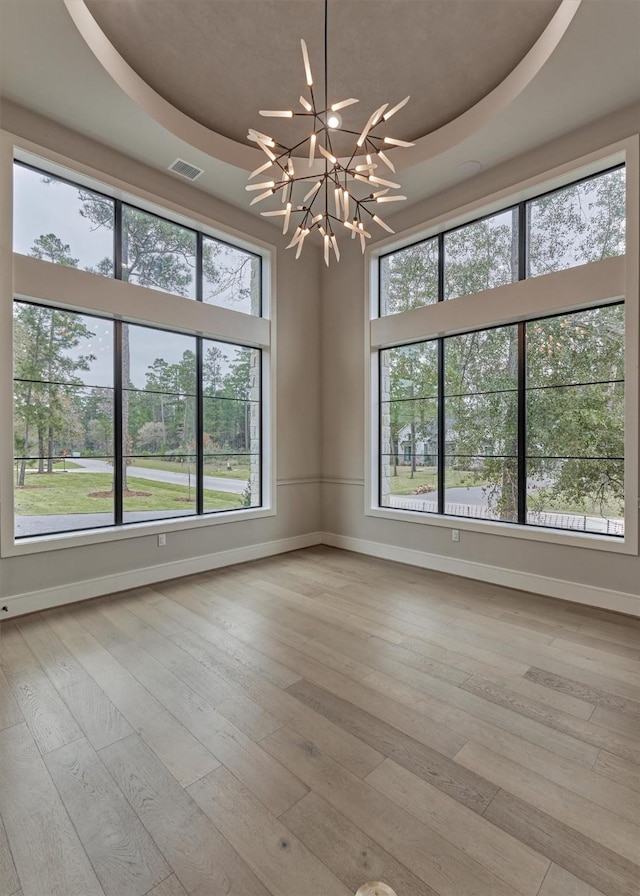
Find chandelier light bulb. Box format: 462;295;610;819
246;2;413;264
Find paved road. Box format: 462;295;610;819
69;457;247;494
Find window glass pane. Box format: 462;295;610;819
380;341;439;511
444;208;518;301
123;454;197;524
527;459;624;536
380;455;439;513
445;326;518;396
444;327;518;522
14;382;115;538
13;303;113;388
527;382;624;459
126;325;197;394
379;238;438;316
527;168;625;277
444;456;518;523
203;339;260;511
14;303;116;538
526;305;624;388
203;237;261;315
123;326;196;521
13;164;115;276
201;453;254;512
526;305;624;536
122;206;196;299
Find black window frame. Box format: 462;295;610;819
12;310;263;539
377;301;625;537
14;160;264;317
377;164;625;318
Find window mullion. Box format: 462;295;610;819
196;337;204;516
517;321;527;525
437;338;445;515
113;319;123;526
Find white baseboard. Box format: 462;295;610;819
321;532;640;618
2;532;323;619
5;528;638;619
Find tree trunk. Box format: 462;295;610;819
37;427;45;473
47;424;54;474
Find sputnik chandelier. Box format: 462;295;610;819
246;0;413;264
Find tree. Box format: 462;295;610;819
15;234;95;483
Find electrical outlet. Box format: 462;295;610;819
158;534;167;547
451;529;460;542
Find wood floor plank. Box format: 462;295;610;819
362;668;599;767
538;863;606;896
99;599;283;741
550;636;640;668
454;670;640;765
58;677;134;750
455;742;640;864
102;634;308;818
0;723;104;896
141;590;303;688
456;711;640;824
0;814;20;896
366;758;550;896
187;766;352;895
281;790;437;896
525;667;640;718
463;670;596;720
0;623;82;753
44;737;170;896
593;750;640;793
145;876;188;896
170;628;385;778
286;678;497;813
0;666;22;731
484;789;639;896
15;616;88;690
99;734;270;896
45;610;220;787
552;631;640;662
147;874;187;896
591;705;640;738
261;725;521;896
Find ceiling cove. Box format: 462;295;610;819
64;0;581;173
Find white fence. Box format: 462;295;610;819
386;497;624;536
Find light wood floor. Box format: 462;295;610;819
1;547;639;896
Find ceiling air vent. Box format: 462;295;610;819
168;158;204;181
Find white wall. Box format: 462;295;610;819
321;102;640;617
0;101;323;614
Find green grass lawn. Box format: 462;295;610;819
15;471;242;514
387;465;485;495
130;457;250;480
527;489;623;519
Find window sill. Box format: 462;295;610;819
365;504;637;555
2;505;276;557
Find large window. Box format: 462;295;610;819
12;161;267;540
13;303;261;538
376;165;627;538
